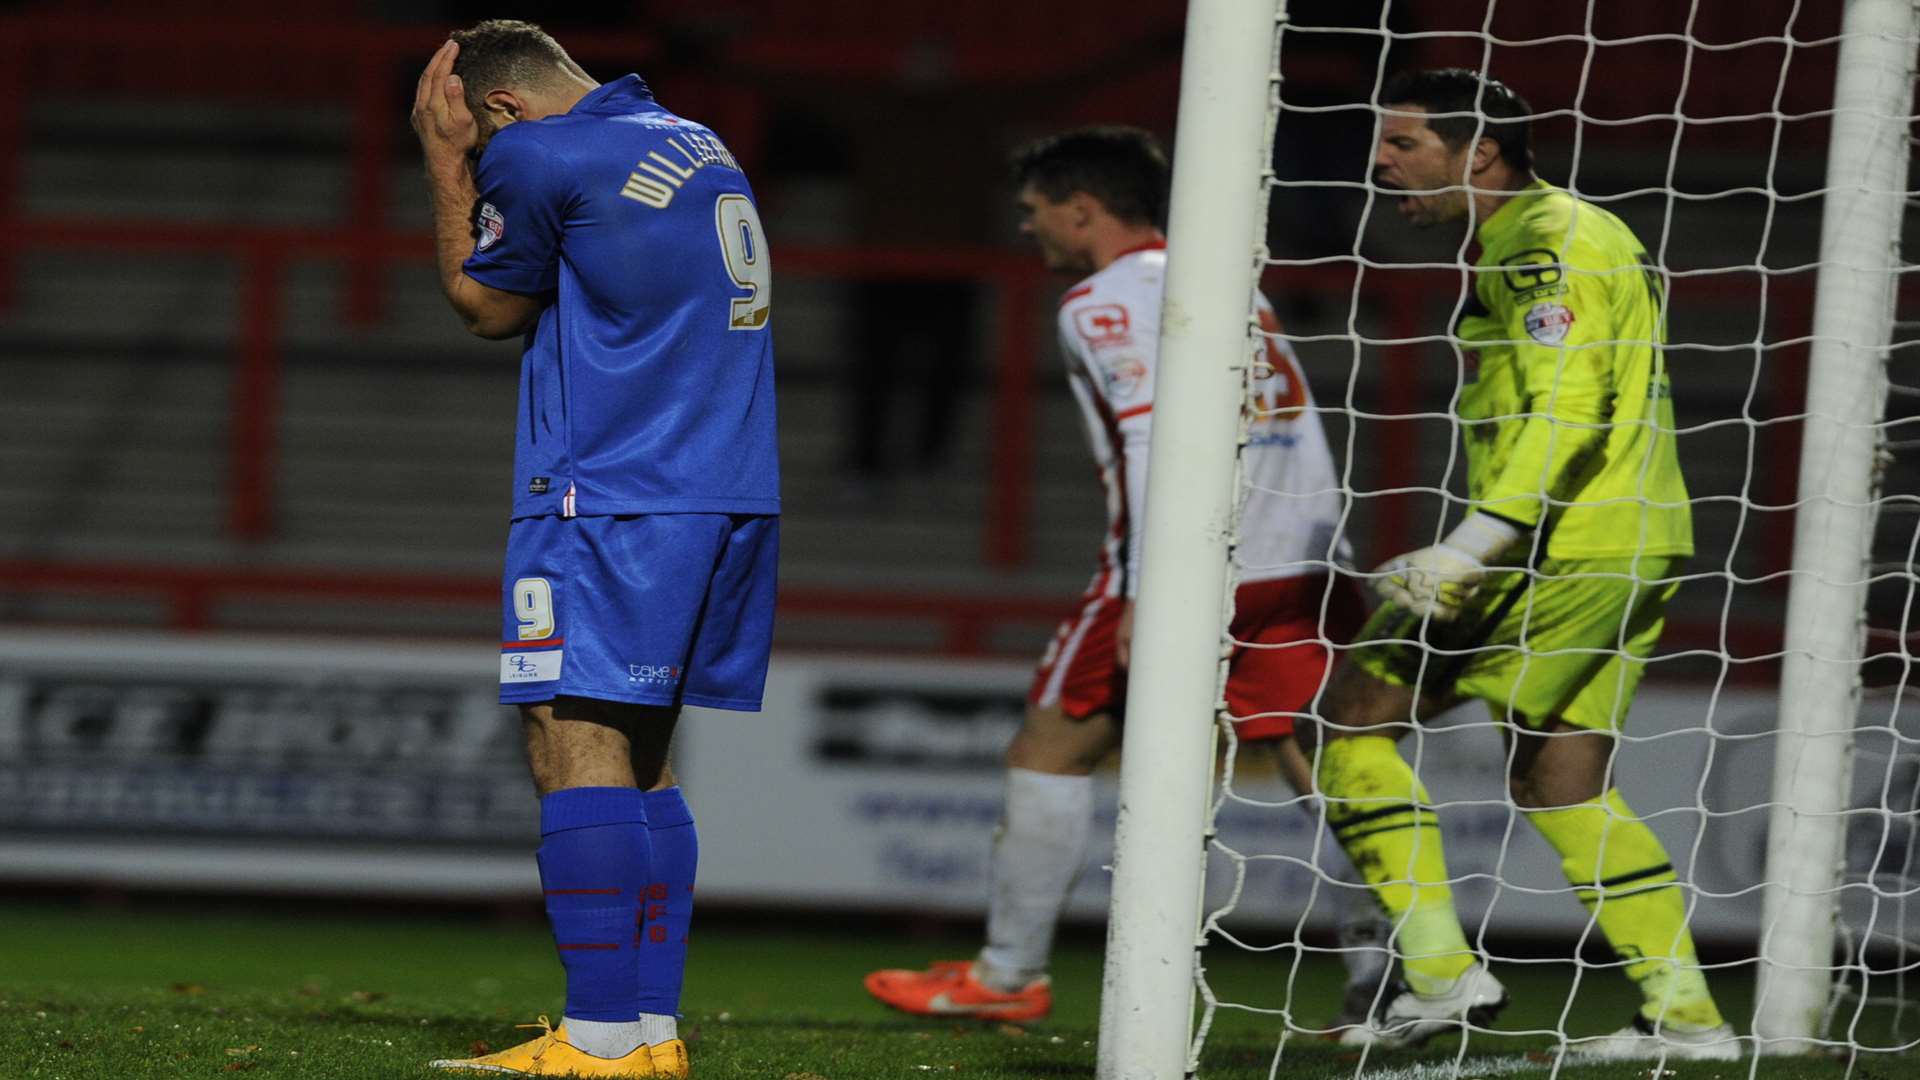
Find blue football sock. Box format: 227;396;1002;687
537;786;651;1024
638;786;698;1021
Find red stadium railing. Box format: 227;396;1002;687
1;208;1828;573
0;208;1828;648
9;219;1047;563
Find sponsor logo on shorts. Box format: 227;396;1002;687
527;476;550;494
501;650;562;683
477;202;506;251
1525;302;1576;345
628;663;683;687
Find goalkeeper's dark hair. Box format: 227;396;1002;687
1382;68;1534;172
1011;127;1170;229
450;19;593;121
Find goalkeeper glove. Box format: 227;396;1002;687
1374;513;1525;622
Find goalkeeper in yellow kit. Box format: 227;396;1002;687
1323;69;1737;1062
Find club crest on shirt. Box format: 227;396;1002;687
1073;303;1132;348
1524;302;1576;345
477;202;506;251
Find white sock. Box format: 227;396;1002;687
977;767;1093;990
561;1017;643;1059
637;1012;677;1044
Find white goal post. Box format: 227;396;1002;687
1100;0;1920;1074
1095;1;1283;1078
1755;0;1920;1055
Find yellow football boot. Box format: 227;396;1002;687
428;1016;658;1077
647;1038;689;1078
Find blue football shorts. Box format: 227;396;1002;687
498;513;779;711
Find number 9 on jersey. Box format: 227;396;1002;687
715;193;770;330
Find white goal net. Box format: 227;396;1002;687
1106;1;1920;1077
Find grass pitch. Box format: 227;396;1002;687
0;900;1904;1079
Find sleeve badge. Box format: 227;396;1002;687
476;202;506;251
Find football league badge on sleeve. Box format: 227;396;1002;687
477;202;506;251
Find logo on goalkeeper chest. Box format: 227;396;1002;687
477;202;506;251
1524;302;1576;345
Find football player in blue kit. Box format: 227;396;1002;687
410;19;778;1079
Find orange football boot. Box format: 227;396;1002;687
863;960;1052;1022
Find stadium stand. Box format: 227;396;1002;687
0;3;1895;667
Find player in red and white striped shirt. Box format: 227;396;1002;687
864;127;1386;1028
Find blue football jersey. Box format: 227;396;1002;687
464;75;780;519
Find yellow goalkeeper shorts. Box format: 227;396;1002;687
1348;555;1684;731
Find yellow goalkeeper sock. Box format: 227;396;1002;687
1530;788;1723;1030
1318;736;1473;994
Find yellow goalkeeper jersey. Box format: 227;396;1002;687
1455;178;1692;558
